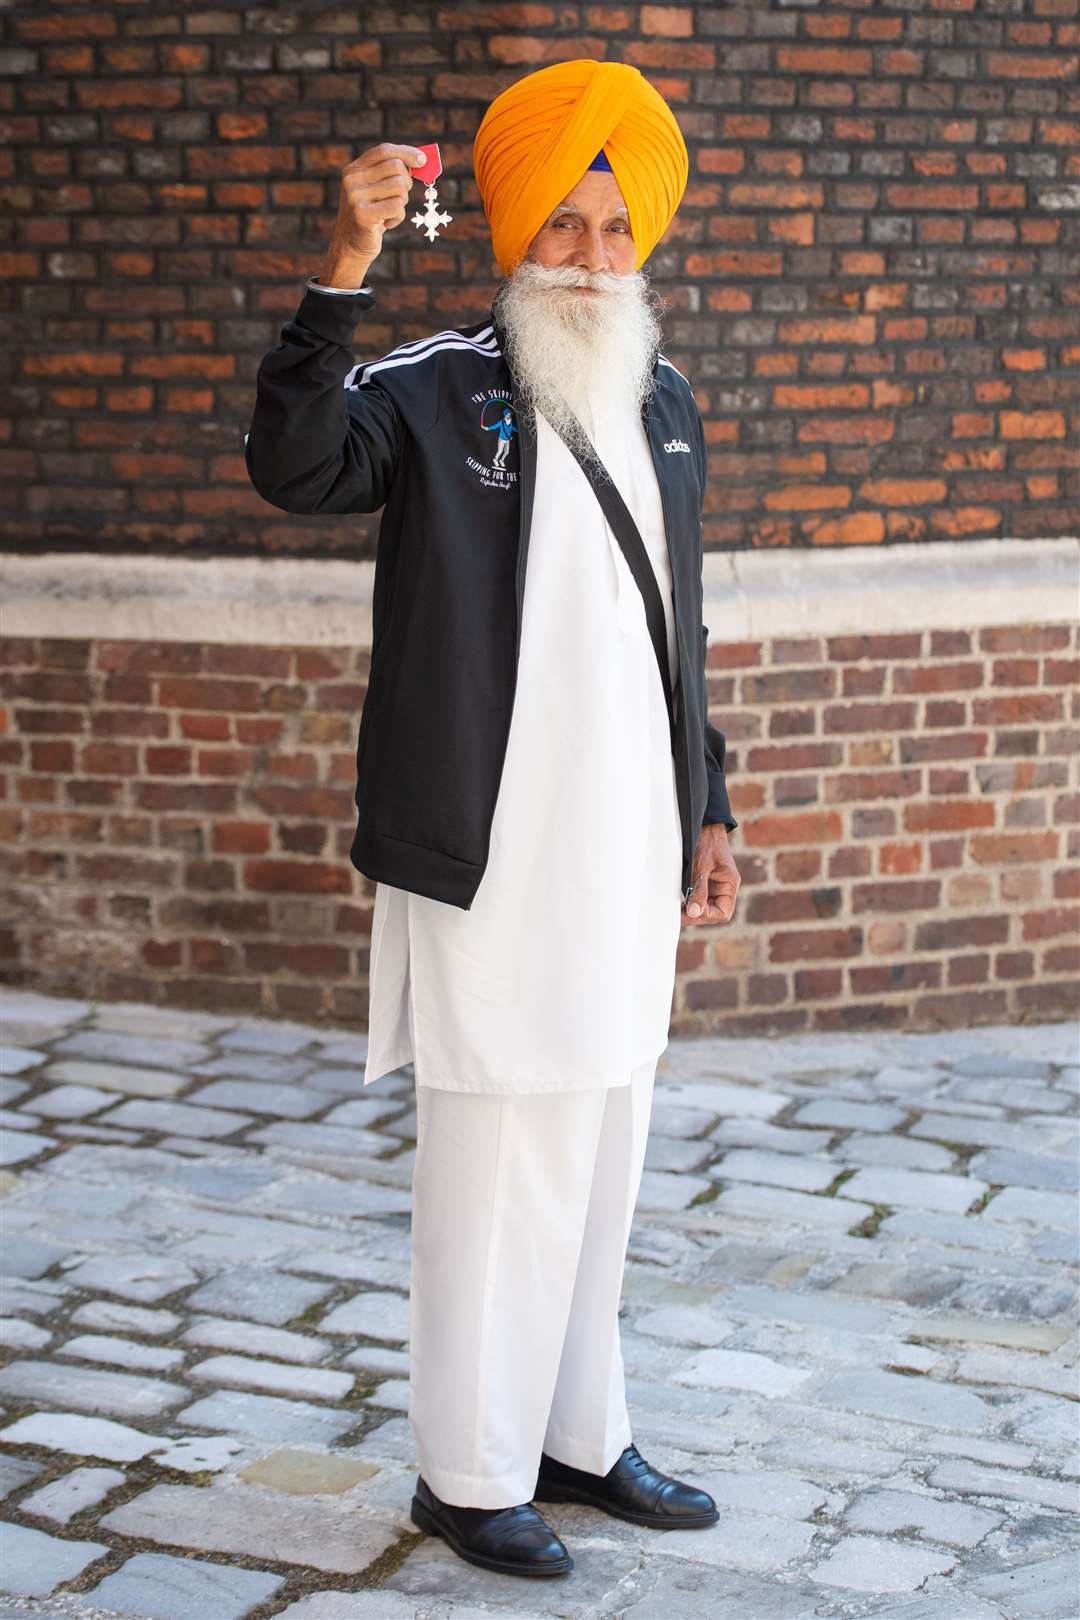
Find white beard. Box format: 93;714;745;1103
492;258;664;463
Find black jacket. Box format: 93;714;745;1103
245;281;736;910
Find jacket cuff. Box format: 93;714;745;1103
293;281;377;346
703;771;737;832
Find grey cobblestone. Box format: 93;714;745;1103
185;1270;333;1325
69;1301;182;1337
19;1465;125;1525
0;1522;107;1596
187;1353;353;1402
0;1456;44;1498
320;1289;410;1341
810;1533;956;1592
88;1551;283;1619
100;1480;400;1574
60;1253;199;1303
837;1165;988;1214
0;1410;161;1461
0;1318;50;1351
713;1147;839;1192
0;991;1074;1617
182;1316;330;1364
840;1485;1002;1545
100;1098;253;1137
0;1359;186;1419
188;1078;326;1117
793;1098;907;1131
57;1333;185;1372
177;1388;356;1445
44;1056;188;1097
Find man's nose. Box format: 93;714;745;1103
574;226;609;273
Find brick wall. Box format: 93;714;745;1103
2;1;1077;556
2;610;1076;1034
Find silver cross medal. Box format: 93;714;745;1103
411;143;452;242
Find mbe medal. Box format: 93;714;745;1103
411;143;452;242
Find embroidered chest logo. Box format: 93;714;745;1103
664;438;691;454
467;389;518;490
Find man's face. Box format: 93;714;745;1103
525;170;636;288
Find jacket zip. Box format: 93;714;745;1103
644;398;698;907
464;392;536;912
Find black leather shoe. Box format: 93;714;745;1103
410;1474;573;1577
534;1442;719;1529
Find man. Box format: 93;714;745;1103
483;403;517;468
246;58;741;1580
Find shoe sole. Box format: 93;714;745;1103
410;1495;573;1577
533;1481;719;1530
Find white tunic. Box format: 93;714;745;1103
362;377;684;1094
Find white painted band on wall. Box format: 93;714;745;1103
3;537;1077;647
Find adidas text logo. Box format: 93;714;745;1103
663;439;691;453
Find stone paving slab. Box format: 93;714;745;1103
0;990;1076;1618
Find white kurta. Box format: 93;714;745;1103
363;378;684;1094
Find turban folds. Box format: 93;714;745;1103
472;59;689;276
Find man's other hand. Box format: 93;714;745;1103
682;824;740;925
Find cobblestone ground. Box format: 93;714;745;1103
0;988;1077;1620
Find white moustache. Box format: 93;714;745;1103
493;258;664;459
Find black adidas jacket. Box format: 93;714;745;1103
244;280;736;911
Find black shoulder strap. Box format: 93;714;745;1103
544;408;677;754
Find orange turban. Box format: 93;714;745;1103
472;59;689;276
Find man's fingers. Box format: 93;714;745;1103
707;876;739;922
684;866;710;919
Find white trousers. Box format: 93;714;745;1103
408;1057;656;1507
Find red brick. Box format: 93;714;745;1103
1021;905;1080;941
824;703;918;734
747;973;789;1007
767;712;819;741
980;626;1070;653
776;46;873;76
1043;942;1080;976
1015;981;1079;1020
743;811;844;848
212;822;268;861
913;988;1011;1026
893;662;985;694
771;928;863;963
947;954;990;987
794;968;844;1000
850;962;940;995
703;648;760;681
830;847;873;879
932;631;971;657
995;950;1035;980
747;888;843;924
244;859;352;895
880;841;923;875
641;4;692;34
826;771;920;803
1054;867;1080;900
900;732;990;761
852;880;941;914
741;669;836;704
776;850;823;882
904;801;996;833
748;743;841;773
970;832;1059;866
828;634;922;662
991;657;1040;687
